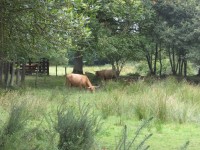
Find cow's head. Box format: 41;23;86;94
88;86;95;92
88;85;100;92
95;71;99;77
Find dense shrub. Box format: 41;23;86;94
55;104;101;150
0;101;57;150
0;102;30;150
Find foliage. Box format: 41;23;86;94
95;0;145;75
98;35;141;75
134;61;149;76
138;0;200;76
1;1;63;60
0;0;98;65
1;0;200;78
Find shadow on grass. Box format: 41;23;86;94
24;75;66;90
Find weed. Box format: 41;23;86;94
116;117;153;150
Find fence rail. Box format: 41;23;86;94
21;58;49;75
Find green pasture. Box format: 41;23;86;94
1;65;200;150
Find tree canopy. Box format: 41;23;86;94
1;0;200;87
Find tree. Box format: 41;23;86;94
186;2;200;75
140;0;200;76
0;0;84;87
138;0;159;75
95;0;144;75
68;0;100;74
98;35;140;75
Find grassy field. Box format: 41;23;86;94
0;65;200;150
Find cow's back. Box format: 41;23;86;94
104;70;116;79
95;70;105;78
96;69;116;80
67;74;84;87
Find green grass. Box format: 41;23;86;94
1;66;200;149
97;117;200;150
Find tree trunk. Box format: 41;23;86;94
0;61;3;86
47;59;49;75
65;67;67;75
168;47;176;75
180;60;184;76
56;64;58;76
16;61;21;86
111;61;121;77
153;43;158;75
4;62;10;88
21;62;26;86
72;51;83;74
172;48;176;75
10;61;15;86
111;62;116;71
198;68;200;76
183;59;187;77
159;44;162;77
145;48;154;75
0;3;4;86
176;56;181;75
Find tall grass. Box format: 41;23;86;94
0;74;200;149
94;77;200;124
1;75;200;124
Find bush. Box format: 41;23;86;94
55;103;101;150
0;101;57;150
135;62;149;76
0;102;31;150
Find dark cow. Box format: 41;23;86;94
95;69;117;80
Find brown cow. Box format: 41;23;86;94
66;73;95;92
95;69;117;80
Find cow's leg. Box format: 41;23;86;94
79;85;83;90
65;80;68;86
65;79;69;86
65;79;72;87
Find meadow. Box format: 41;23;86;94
0;64;200;150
